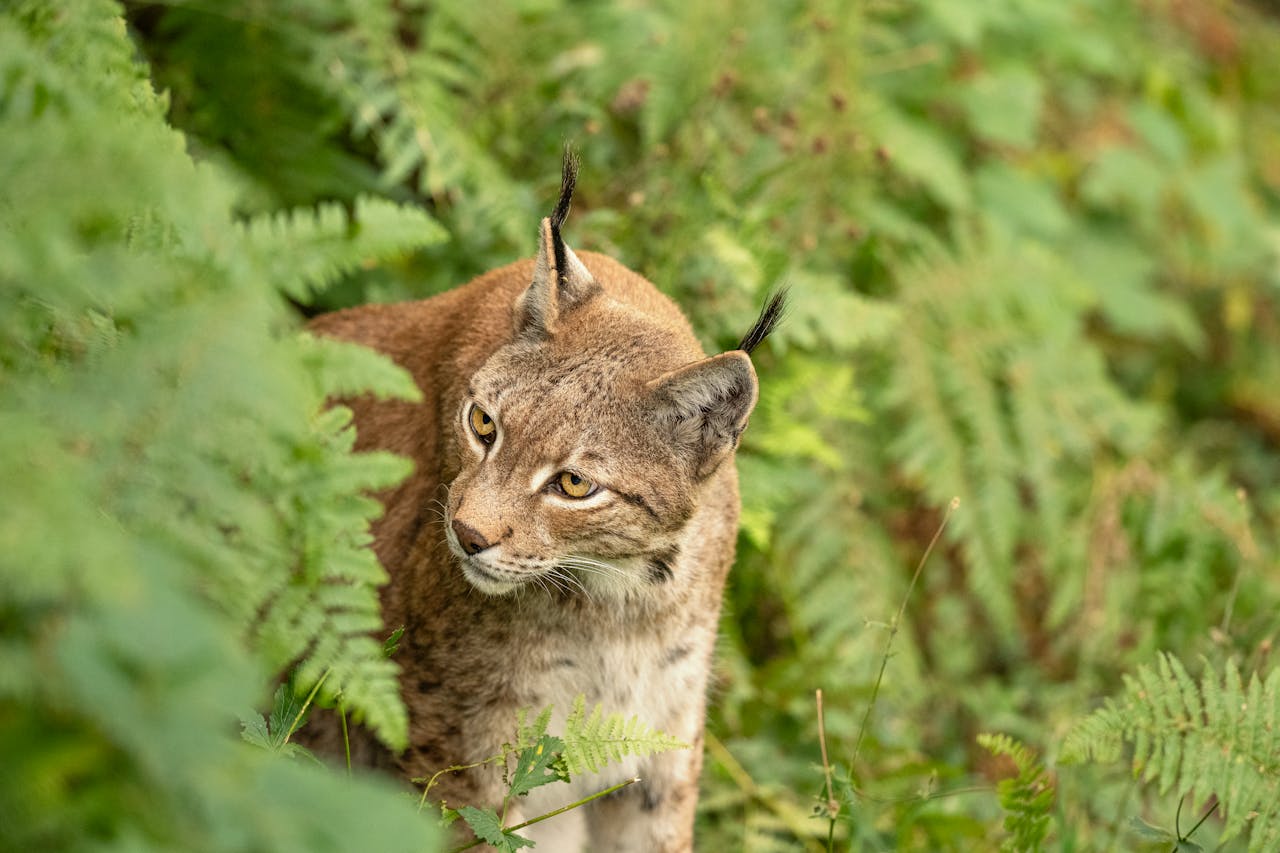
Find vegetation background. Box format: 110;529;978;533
3;0;1279;850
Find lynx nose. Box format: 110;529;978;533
451;519;493;555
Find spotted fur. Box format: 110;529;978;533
302;162;780;852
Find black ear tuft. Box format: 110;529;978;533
550;147;579;237
550;146;579;285
737;287;788;355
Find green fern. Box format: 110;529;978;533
240;196;446;302
437;700;684;850
562;695;689;775
1061;653;1280;852
977;733;1054;852
0;3;439;848
888;242;1162;651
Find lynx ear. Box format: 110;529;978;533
514;151;598;338
648;351;759;480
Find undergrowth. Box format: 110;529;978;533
4;1;1280;851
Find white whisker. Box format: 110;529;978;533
553;554;647;599
549;567;592;602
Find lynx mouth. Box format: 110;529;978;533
442;527;524;595
457;557;527;595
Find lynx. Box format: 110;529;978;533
305;154;782;851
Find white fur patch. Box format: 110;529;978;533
508;622;707;844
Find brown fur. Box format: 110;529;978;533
302;181;776;851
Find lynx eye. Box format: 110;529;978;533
555;471;596;499
469;405;496;445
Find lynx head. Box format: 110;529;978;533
445;152;784;597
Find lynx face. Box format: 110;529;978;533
444;303;702;598
438;155;779;601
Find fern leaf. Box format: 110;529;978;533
514;705;554;751
562;695;689;776
978;733;1054;852
239;196;445;302
300;333;423;403
1061;653;1280;851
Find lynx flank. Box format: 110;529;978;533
304;155;783;852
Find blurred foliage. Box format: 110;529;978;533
0;1;438;849
5;0;1280;850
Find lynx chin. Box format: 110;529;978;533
302;152;784;852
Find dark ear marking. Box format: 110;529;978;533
647;351;759;480
737;287;789;354
550;147;579;284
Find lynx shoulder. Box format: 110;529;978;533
304;154;782;852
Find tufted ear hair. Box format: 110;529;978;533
513;150;599;338
647;351;759;480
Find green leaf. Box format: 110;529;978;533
1128;101;1189;166
383;625;406;658
1128;815;1175;843
873;106;971;211
974;163;1070;239
1080;146;1168;217
456;806;534;851
508;734;570;797
959;67;1045;149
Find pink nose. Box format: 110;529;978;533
451;519;492;555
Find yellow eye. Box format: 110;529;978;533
557;471;595;499
469;405;496;444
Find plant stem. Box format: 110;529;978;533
507;776;640;833
1180;799;1219;846
447;777;642;853
849;498;957;772
815;688;838;851
339;700;351;777
416;756;505;813
705;731;824;843
284;668;330;744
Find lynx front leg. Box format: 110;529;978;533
583;740;703;853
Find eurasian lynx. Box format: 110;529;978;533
305;154;782;852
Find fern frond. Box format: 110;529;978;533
299;333;423;403
888;241;1165;653
1061;653;1280;852
562;695;689;776
514;705;554;752
978;733;1054;852
239;196;445;302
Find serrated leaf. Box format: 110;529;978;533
456;806;533;851
1064;655;1280;851
268;678;311;744
239;713;273;750
509;734;569;797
